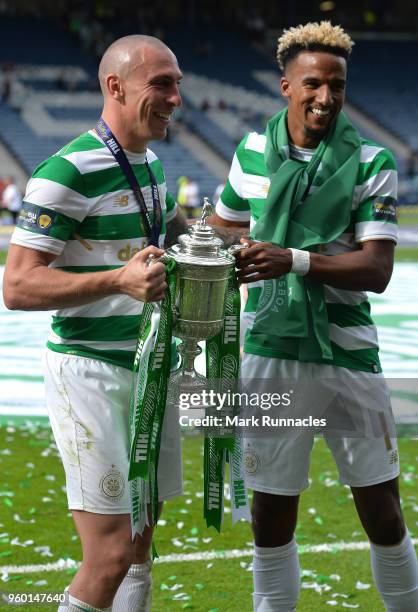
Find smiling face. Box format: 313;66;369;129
102;41;183;151
280;51;347;148
121;44;182;149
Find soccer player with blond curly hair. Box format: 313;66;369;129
211;21;418;611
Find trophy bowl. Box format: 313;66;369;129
164;200;236;399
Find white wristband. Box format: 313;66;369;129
289;248;310;276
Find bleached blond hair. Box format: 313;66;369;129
277;21;354;71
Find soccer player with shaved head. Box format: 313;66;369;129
210;21;418;610
4;35;188;611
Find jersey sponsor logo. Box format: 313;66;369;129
117;241;147;261
245;180;270;199
17;202;56;235
113;195;129;207
372;197;397;222
261;181;270;195
18;208;37;226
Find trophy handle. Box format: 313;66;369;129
146;253;171;267
228;243;250;256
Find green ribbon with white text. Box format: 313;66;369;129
129;260;177;537
129;262;250;538
205;270;251;531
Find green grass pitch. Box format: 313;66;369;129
0;423;416;611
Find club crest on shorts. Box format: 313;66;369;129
244;449;260;475
99;468;125;500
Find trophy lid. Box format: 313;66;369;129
166;198;234;265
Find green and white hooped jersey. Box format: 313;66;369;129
11;130;177;370
216;132;398;372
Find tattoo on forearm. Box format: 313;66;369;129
164;209;189;247
211;226;249;247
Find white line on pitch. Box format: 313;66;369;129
1;539;417;575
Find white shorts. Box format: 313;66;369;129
241;354;400;495
43;350;183;513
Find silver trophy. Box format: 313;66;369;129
163;198;237;396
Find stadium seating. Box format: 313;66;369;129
348;40;418;151
162;26;411;177
0;19;414;203
0;19;219;198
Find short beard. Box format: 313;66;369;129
304;125;329;140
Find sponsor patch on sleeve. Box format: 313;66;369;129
17;202;56;235
372;196;397;222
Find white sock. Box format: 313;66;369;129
370;533;418;611
253;538;300;611
111;560;152;612
58;592;112;611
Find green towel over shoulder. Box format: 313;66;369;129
250;108;361;361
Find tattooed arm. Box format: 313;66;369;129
164;206;189;248
206;213;250;247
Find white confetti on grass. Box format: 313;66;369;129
10;537;34;547
302;581;332;594
13;514;35;524
34;546;53;558
356;581;371;590
1;539;418;577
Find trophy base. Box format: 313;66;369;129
169;366;207;395
167;340;213;411
168;364;210;414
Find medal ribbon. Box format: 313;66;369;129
95;118;162;246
